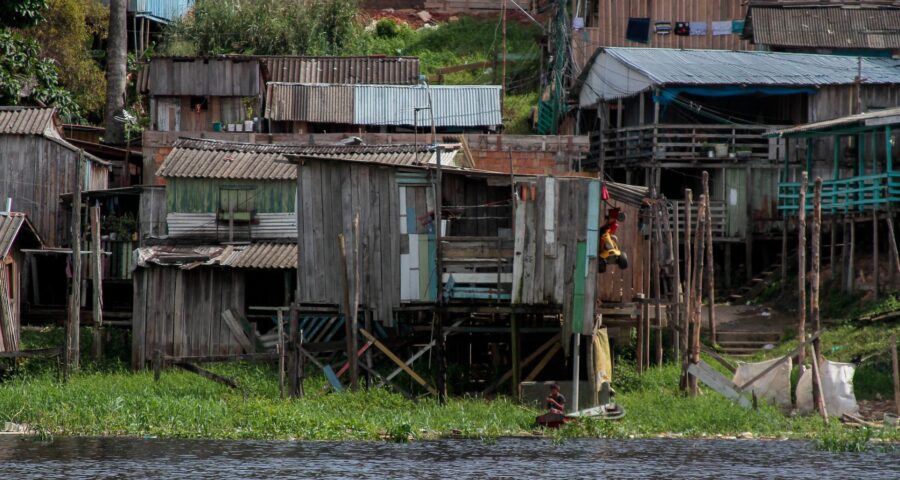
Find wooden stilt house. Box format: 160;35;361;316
0;212;43;352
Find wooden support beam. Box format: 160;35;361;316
700;343;737;374
482;333;560;396
892;334;900;416
511;313;520;398
173;362;239;389
798;172;808;368
66;151;84;376
277;309;285;399
360;328;437;396
703;172;716;346
809;343;829;422
525;342;561;382
222;309;256;353
680;189;693;392
91;206;102;361
736;330;822;392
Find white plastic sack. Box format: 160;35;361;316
732;357;792;409
796;358;859;417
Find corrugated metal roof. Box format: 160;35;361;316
263;83;502;128
0;213;42;257
354;85;502;127
0;214;25;258
127;0;194;23
0;107;58;135
774;105;900;136
605;47;900;86
135;243;297;269
158;138;468;178
265;83;354;123
748;6;900;49
261;56;420;84
157;139;297;180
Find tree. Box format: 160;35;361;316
0;0;48;29
0;30;80;119
22;0;108;120
104;0;127;144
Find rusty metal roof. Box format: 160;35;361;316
260;56;420;84
158;138;470;178
773;105;900;136
135;243;297;270
0;107;59;136
0;213;42;257
747;5;900;49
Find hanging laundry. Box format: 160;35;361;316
689;21;708;36
711;20;732;36
732;19;745;34
572;16;585;30
654;22;672;35
625;17;651;43
674;22;690;36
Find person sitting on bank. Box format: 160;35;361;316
546;384;566;414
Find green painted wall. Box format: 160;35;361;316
167;178;295;214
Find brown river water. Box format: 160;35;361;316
0;436;896;479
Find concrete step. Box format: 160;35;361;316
719;346;768;354
717;340;777;349
717;330;783;342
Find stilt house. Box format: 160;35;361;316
0;212;42;352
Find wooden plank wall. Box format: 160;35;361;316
572;0;751;68
139;188;167;242
296;159;400;325
131;265;246;368
0;135;80;247
511;176;600;334
596;200;643;304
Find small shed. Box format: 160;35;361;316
0;107;110;247
131;243;296;367
0;212;43;352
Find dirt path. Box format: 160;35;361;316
714;304;796;334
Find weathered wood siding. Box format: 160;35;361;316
0;135;89;247
167;178;295;214
596;200;643;305
149;58;261;97
572;0;751;68
151;95;260;132
140;187;167;242
132;265;246;368
296;159;400;325
511;176;600;335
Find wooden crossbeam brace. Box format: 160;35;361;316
360;328;437;396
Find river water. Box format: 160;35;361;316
0;436;896;479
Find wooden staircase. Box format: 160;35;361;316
728;258;783;304
716;330;784;358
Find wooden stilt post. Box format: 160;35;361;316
90;206;102;361
644;204;652;371
66;151;84;377
875;211;881;298
809;341;829;423
891;334;899;416
572;331;580;412
798;172;808;368
669;199;681;363
842;216;849;291
350;214;360;391
636;292;644;374
782;215;789;294
288;305;300;398
511;313;520;399
812;178;824;414
888;213;900;283
689;194;707;397
653;202;663;367
277;309;285;399
680;190;693;391
702;171;716;346
849;216;856;291
587;328;597;406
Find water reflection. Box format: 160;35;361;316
0;436;896;479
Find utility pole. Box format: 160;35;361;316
501;0;508;121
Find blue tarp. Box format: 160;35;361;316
654;86;818;105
